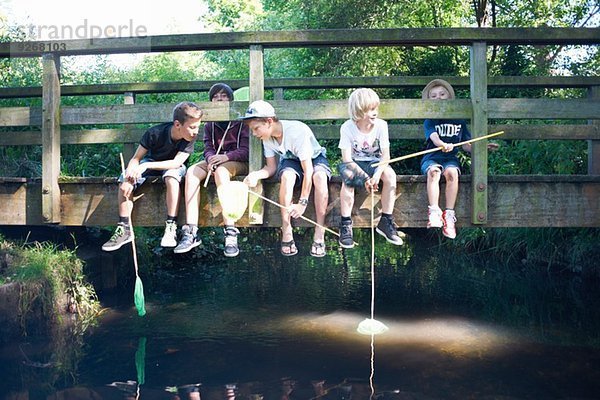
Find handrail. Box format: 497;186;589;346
1;76;599;99
1;28;598;58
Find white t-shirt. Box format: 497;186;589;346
338;118;390;162
263;120;326;161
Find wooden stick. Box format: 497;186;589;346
372;131;505;167
203;122;232;188
120;153;140;279
247;188;357;245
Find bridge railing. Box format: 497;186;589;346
0;28;599;227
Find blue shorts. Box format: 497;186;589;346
420;158;461;175
118;158;187;191
277;154;332;184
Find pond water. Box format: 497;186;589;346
1;228;600;399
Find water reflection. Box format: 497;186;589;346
2;230;600;399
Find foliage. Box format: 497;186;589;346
0;239;101;335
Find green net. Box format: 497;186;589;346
218;181;248;222
134;277;146;317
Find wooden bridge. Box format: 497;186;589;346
0;28;599;228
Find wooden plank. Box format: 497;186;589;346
41;54;61;224
2;28;599;57
0;176;598;227
488;98;600;119
248;45;265;224
2;124;599;146
3;76;600;99
3;98;599;127
589;86;600;175
470;42;488;224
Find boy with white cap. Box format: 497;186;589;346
241;100;331;257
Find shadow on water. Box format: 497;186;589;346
1;227;600;399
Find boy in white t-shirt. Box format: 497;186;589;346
337;88;403;248
242;100;332;257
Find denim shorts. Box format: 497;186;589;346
277;154;332;184
420;158;461;175
118;158;187;191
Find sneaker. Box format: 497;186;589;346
102;223;133;251
223;226;240;257
376;216;404;245
160;220;178;248
338;219;354;249
173;225;202;254
427;206;443;228
442;209;457;239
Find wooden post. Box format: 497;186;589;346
588;86;600;175
42;54;61;224
469;42;489;225
123;92;136;162
248;45;265;224
273;87;284;101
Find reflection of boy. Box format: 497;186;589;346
420;79;497;239
174;84;250;257
102;102;203;252
242;100;331;257
338;88;403;249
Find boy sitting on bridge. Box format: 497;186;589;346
102;102;203;252
337;88;404;248
242;100;331;257
421;79;498;239
174;83;250;257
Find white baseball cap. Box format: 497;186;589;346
240;100;276;119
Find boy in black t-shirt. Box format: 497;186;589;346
102;102;203;251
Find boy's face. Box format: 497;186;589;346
211;90;231;102
246;119;273;140
359;106;378;123
428;85;450;100
175;117;202;141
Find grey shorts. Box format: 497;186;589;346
277;154;332;184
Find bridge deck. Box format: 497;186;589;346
0;176;598;228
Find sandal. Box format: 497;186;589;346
310;241;326;258
280;240;298;256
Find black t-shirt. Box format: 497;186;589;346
139;122;196;161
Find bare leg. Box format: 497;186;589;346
118;182;134;217
312;171;329;243
443;168;459;209
214;166;234;225
380;166;397;214
426;167;441;207
184;163;207;225
164;176;181;217
279;170;296;243
339;182;355;218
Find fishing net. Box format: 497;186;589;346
135;337;146;385
134;277;146;317
218;181;249;222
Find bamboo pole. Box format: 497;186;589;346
372;131;504;167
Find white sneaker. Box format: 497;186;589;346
160;221;178;247
427;206;443;228
442;209;457;239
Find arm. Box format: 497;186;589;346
429;132;454;153
132;151;190;176
203;123;217;161
244;156;277;187
367;147;390;192
223;124;250;162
